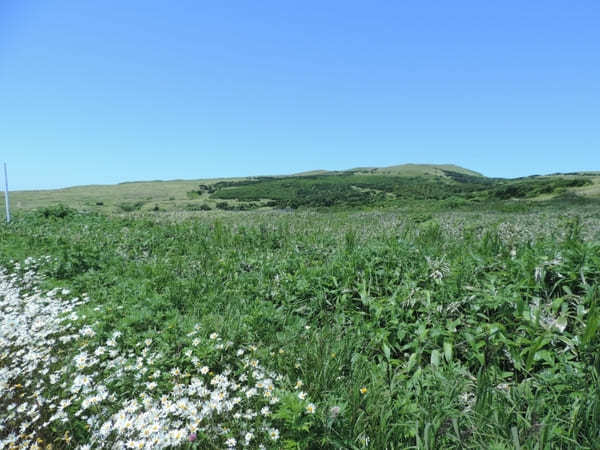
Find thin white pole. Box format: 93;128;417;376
4;163;10;223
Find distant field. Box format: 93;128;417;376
4;179;215;214
2;164;599;216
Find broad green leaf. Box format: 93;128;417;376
382;343;391;361
407;352;418;372
443;341;453;362
430;349;441;367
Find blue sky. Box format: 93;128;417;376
1;1;599;190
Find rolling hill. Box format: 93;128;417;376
2;164;598;214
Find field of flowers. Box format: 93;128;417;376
1;203;600;448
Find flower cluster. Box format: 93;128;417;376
1;259;88;448
1;259;317;449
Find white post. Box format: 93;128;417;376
3;163;10;223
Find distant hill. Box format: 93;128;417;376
2;164;598;214
350;163;484;178
291;164;482;178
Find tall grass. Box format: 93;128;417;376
1;205;599;448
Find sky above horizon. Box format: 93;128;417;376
1;1;599;190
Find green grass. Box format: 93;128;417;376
0;178;245;215
1;198;600;448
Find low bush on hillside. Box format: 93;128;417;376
487;177;592;200
118;201;145;212
37;204;77;219
185;203;212;211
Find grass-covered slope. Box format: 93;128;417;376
2;164;598;215
351;163;484;177
1;205;600;448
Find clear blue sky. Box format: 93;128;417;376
1;1;599;190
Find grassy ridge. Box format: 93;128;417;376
3;164;598;215
1;204;600;447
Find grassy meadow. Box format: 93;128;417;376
1;166;600;448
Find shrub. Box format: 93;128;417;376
185;203;212;211
118;201;145;212
37;204;76;219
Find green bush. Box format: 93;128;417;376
118;201;145;212
37;204;76;219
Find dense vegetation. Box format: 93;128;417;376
2;199;600;448
203;172;592;209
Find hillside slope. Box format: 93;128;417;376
351;163;484;177
2;165;598;214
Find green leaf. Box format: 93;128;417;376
554;315;568;333
474;352;485;366
382;343;391;361
582;306;600;345
407;352;418;372
430;349;441;367
511;426;521;450
443;341;453;362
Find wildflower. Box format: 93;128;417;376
496;383;510;392
209;332;218;340
306;403;316;414
298;391;307;400
0;262;295;450
268;428;280;441
360;387;368;394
